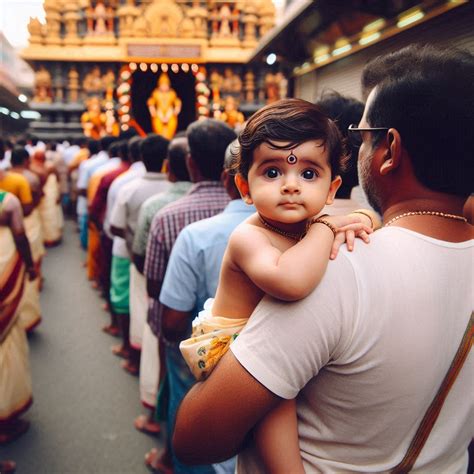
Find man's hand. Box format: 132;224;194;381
26;266;38;281
173;350;280;464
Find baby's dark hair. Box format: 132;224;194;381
236;98;348;179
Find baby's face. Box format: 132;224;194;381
245;140;339;226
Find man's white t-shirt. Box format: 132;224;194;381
231;227;473;473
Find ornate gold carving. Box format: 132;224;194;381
63;2;81;45
187;1;208;39
27;17;44;45
143;0;183;38
82;66;105;95
68;66;80;102
117;0;140;37
219;96;244;129
44;0;62;45
244;70;255;103
33;66;53;103
81;96;107;139
258;0;276;37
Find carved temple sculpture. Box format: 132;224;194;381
24;0;275;47
81;96;107;139
22;0;284;140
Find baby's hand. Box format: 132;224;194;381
322;214;373;260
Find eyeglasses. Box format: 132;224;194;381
347;124;389;147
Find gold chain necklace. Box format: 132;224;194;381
384;210;467;227
259;215;305;240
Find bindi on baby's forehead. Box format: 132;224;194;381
253;140;329;167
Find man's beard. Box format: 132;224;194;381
358;151;383;215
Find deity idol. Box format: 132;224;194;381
147;73;182;139
81;96;106;139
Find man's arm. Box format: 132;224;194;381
161;306;192;342
173;351;280;464
6;195;36;279
132;252;145;274
110;224;125;239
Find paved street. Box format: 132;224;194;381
0;220;160;473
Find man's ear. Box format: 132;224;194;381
380;128;402;176
325;175;342;205
234;174;253;204
185;153;198;180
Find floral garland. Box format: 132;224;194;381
117;66;132;131
194;66;210;120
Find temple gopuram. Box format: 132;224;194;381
21;0;288;140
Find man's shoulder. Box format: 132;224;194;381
8;171;29;185
120;175;142;194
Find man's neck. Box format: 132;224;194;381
383;196;472;242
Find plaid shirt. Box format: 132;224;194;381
145;181;230;336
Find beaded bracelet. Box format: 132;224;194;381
311;216;337;238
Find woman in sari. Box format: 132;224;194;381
0;190;35;444
31;150;64;246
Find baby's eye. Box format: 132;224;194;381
264;168;280;179
302;169;317;180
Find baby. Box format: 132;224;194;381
180;98;378;472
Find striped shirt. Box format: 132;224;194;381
145;181;230;336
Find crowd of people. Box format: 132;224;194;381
0;44;472;474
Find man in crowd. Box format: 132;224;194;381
158;141;255;474
76;139;101;249
144;119;236;473
101;136;144;325
109;134;170;373
131;135;192;437
173;46;473;472
316;91;373;215
86;140;121;287
89;140;130;331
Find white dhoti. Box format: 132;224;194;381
24;209;45;264
0;320;33;421
39;174;63;245
139;322;159;408
0;228;32;421
129;264;148;350
16;277;41;332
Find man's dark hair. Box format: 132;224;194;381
168;136;190;182
128;136;142;162
187;119;237;180
238;98;347;179
49;142;57;152
100;135;116;151
117;140;129;161
88;139;101;156
366;45;474;196
11;146;30;167
140;134;169;172
108;141;120;158
317;91;364;198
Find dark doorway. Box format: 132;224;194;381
130;68;196;134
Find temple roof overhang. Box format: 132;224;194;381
22;38;254;64
248;0;470;75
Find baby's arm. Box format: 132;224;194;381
228;214;370;301
255;399;305;474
